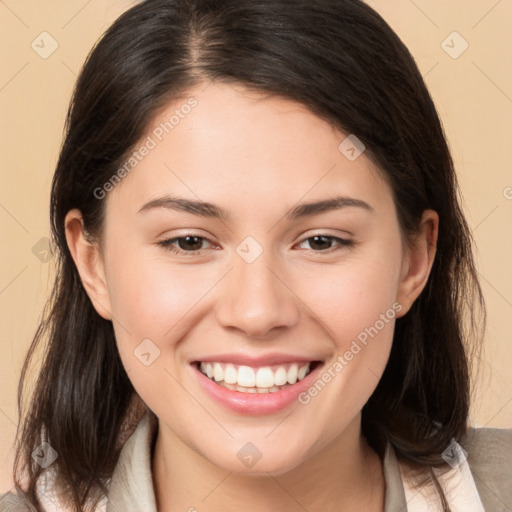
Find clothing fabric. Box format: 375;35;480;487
1;413;511;511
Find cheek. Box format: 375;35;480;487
103;247;217;381
105;253;213;409
106;248;208;332
297;247;403;345
292;240;402;414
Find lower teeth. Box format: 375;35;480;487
215;381;293;393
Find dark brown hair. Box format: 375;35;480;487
13;0;484;510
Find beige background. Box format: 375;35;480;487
1;0;511;493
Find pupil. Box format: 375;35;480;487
310;235;330;251
180;236;202;251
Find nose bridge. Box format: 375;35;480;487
215;238;300;338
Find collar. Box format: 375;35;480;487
107;412;158;511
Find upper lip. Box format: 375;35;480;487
192;353;322;367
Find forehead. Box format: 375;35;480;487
105;81;392;222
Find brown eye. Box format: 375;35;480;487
297;235;354;253
174;235;204;251
157;235;212;254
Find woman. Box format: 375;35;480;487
2;0;511;511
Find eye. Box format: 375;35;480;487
295;234;354;253
157;233;354;256
157;235;215;255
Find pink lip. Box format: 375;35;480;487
191;361;323;415
192;352;318;367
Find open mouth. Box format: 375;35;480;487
193;360;322;394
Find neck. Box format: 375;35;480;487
152;415;385;512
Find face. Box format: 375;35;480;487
67;81;436;475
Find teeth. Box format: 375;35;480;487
213;363;223;382
256;367;274;388
217;381;292;393
198;361;313;390
274;366;288;386
287;364;298;384
238;366;256;387
297;364;308;380
224;364;238;384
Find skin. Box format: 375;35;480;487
65;81;438;511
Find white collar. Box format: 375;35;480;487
398;439;485;511
35;413;484;511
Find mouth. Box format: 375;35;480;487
193;360;323;394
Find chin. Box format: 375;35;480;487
207;446;308;477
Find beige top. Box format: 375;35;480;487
1;413;511;511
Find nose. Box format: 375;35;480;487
214;249;301;339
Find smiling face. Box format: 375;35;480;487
65;80;437;476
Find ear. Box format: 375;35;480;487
395;209;439;317
64;209;112;320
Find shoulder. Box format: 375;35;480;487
0;491;36;511
460;426;512;510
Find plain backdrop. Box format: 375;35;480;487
1;0;511;493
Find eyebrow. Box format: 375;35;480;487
137;194;374;220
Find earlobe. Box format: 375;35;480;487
395;209;439;317
64;209;113;320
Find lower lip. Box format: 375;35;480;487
192;362;323;415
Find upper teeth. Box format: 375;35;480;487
199;362;312;388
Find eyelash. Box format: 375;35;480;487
156;234;355;256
